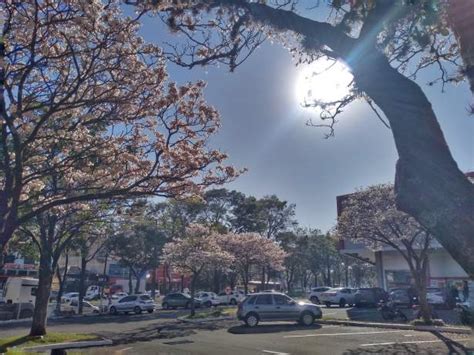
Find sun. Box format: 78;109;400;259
295;58;353;107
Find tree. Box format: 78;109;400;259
109;218;167;294
218;232;286;294
19;203;108;336
0;0;237;263
133;0;474;277
162;224;233;316
337;184;434;323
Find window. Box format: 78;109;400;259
120;296;134;303
255;294;273;305
245;296;257;305
202;293;208;298
273;294;293;305
218;292;226;296
31;287;37;296
139;295;151;301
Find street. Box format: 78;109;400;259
1;306;472;354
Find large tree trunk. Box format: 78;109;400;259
128;267;133;294
30;252;53;336
350;50;474;278
134;271;141;294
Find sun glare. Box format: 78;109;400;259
295;59;353;108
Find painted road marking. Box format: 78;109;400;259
116;347;133;353
360;339;469;347
262;350;290;355
284;330;404;338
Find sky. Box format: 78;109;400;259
137;12;474;233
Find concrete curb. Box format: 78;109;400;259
22;339;113;352
177;315;235;324
317;319;472;334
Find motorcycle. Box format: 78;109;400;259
378;300;408;322
411;297;439;319
455;301;473;326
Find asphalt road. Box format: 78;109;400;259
82;323;473;355
1;305;472;354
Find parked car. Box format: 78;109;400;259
61;292;79;303
62;300;100;315
389;288;416;307
216;290;246;305
161;292;202;310
308;287;332;304
320;288;356;308
109;294;155;315
237;292;322;327
354;288;388;307
196;291;220;307
111;292;128;300
426;288;447;307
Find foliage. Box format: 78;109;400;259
217;232;286;292
0;0;238;254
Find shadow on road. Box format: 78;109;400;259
228;323;322;334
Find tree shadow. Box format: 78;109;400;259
228;323;322;334
430;331;473;355
0;336;31;353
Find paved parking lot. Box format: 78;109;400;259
83;323;473;354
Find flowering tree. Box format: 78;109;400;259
337;184;434;323
162;224;234;316
0;0;237;262
218;232;286;294
127;0;474;278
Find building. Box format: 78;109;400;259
336;191;470;292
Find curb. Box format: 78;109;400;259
177;315;235;324
316;319;472;334
22;339;113;352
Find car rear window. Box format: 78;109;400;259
140;295;151;300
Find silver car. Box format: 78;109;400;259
237;292;322;327
109;294;155;315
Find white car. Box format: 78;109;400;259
109;294;156;315
216;290;246;305
111;292;128;300
319;287;356;308
196;291;220;307
62;300;99;315
61;292;79;303
426;288;446;306
308;287;332;304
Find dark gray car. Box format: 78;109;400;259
237;292;322;327
162;292;202;310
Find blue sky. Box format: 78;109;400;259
137;13;474;232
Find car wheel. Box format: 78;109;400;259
300;311;315;326
339;299;346;308
162;302;169;310
245;313;259;327
134;306;142;315
325;302;331;308
205;301;212;308
110;306;117;315
310;296;319;304
230;298;237;306
185;302;190;309
124;311;129;315
147;309;154;313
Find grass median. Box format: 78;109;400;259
0;332;100;354
186;307;237;319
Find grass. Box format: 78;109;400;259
186;306;237;319
0;332;100;354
